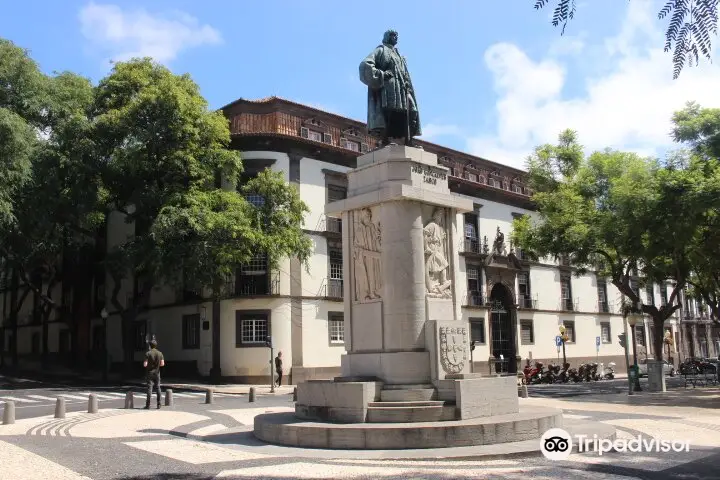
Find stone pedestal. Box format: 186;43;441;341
327;145;473;386
280;146;520;426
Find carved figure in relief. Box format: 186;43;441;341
439;326;468;374
353;208;382;301
492;227;507;256
423;208;452;298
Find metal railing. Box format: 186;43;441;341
463;238;481;254
326;217;342;234
518;296;537;309
227;272;280;297
559;297;579;311
327;279;343;298
465;292;485;307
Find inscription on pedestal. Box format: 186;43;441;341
412;164;447;186
439;326;468;374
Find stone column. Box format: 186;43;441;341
481;268;488;303
379;201;427;351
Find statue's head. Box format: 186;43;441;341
383;30;398;46
362;208;372;222
432;208;444;224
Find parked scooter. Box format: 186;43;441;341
601;362;616;380
590;362;600;381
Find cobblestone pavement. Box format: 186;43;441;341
1;387;719;479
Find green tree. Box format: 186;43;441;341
92;58;312;373
0;63;103;366
512;129;711;363
534;0;718;79
0;38;49;364
670;102;720;323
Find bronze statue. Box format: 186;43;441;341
359;30;421;147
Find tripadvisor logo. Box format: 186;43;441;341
540;428;691;459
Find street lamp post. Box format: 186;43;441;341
101;308;109;383
627;303;643;392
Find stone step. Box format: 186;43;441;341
379;388;436;402
367;400;446;408
367;404;456;423
255;406;576;449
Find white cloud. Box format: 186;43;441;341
469;0;720;170
78;2;222;65
420;123;463;141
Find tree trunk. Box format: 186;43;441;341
651;313;666;362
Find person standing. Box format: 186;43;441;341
144;339;165;409
275;351;283;387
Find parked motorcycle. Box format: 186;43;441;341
523;361;544;384
590;362;600;381
575;363;587;382
557;362;571;383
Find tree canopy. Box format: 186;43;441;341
512;128;719;359
534;0;718;79
0;43;313;371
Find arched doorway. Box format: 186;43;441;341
489;283;517;374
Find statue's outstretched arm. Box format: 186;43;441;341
359;47;385;90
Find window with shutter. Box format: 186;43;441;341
520;320;534;344
469;318;485;344
601;322;611;343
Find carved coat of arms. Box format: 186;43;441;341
439;326;468;374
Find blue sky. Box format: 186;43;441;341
3;1;720;169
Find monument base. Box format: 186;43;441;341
341;351;431;385
255;406;564;449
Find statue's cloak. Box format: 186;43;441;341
359;43;421;138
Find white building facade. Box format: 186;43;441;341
1;97;714;382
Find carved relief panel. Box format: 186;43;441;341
423;206;453;298
352;207;382;302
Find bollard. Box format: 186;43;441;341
165;389;173;407
248;387;255;403
519;385;529;398
88;394;98;414
55;397;66;419
124;391;134;409
2;401;15;425
205;389;214;404
293;387;297;402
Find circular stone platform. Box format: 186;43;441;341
254;406;566;450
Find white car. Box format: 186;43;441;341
637;358;675;377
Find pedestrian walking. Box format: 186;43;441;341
143;339;165;409
275;351;283;387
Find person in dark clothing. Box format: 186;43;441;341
144;340;165;409
275;351;283;387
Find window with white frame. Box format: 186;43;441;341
235;311;269;346
328;312;344;344
307;130;323;142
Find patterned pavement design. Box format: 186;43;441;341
1;388;720;479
